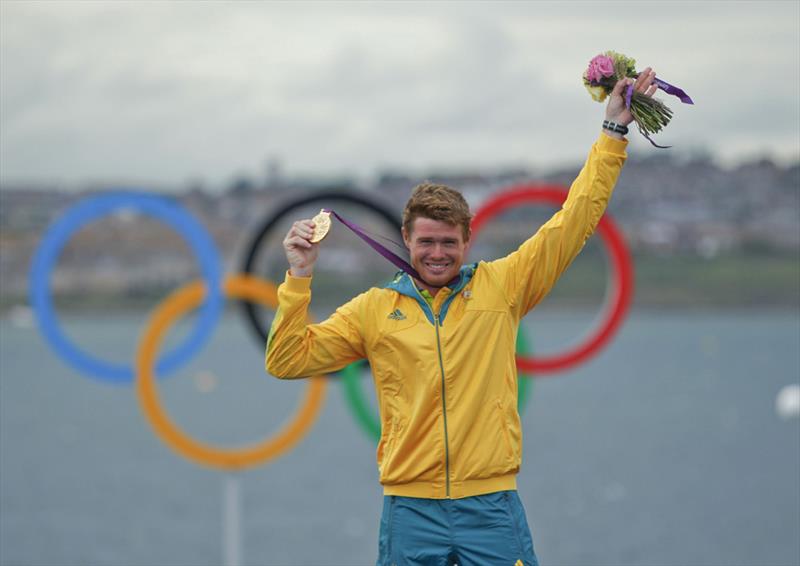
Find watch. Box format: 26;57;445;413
602;120;629;135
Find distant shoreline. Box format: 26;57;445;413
4;253;798;315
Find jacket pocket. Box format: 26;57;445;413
378;417;402;478
496;399;515;465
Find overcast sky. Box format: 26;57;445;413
1;1;798;191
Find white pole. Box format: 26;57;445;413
223;474;242;566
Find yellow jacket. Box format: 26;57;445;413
266;133;627;499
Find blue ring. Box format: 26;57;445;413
29;191;224;384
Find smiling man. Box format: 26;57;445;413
266;69;658;566
401;183;472;290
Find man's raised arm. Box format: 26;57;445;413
485;68;659;315
265;218;365;379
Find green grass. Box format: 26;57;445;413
542;251;799;308
2;253;798;313
631;253;799;308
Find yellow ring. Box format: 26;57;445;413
135;274;326;470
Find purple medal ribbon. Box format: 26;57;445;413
625;75;693;149
323;209;462;288
323;209;423;281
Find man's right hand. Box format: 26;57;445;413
283;219;319;277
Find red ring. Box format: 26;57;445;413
471;184;634;375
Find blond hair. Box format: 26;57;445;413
402;181;472;241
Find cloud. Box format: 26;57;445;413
1;1;798;188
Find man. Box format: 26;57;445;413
267;69;658;565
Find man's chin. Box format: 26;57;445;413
421;271;457;288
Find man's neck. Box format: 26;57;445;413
413;277;442;297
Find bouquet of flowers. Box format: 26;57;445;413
583;51;693;147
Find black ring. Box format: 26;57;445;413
240;190;402;347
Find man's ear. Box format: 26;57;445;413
401;226;410;248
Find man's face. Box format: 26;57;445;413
402;217;469;289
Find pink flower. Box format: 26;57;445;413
586;54;615;83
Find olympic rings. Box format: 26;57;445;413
240;191;401;347
29;192;224;384
135;274;326;470
29;184;633;468
471;184;634;374
516;325;534;408
340;324;536;443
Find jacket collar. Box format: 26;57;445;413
384;264;478;325
384;263;476;298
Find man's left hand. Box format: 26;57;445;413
605;67;659;126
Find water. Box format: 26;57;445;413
1;310;799;566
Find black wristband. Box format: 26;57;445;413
603;120;629;135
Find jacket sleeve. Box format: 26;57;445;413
484;132;627;316
265;272;367;379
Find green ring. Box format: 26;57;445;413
341;324;535;443
516;324;534;410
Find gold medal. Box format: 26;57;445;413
310;209;332;243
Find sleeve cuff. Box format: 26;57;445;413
597;131;629;157
284;270;313;293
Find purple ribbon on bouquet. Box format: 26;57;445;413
625;76;693;149
653;77;694;105
323;209;462;288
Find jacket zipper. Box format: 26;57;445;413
411;283;452;499
433;313;451;498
